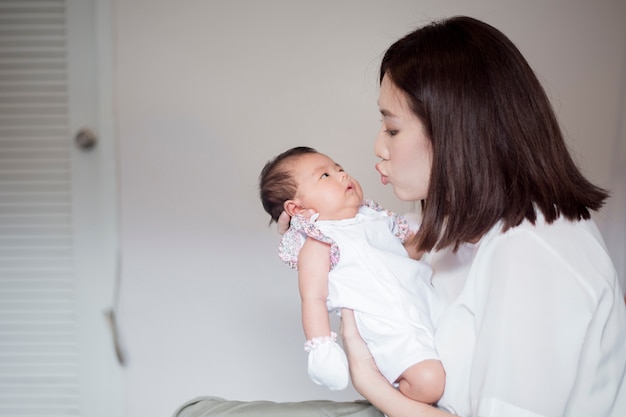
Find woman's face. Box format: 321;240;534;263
375;75;433;201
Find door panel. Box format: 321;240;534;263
0;0;122;415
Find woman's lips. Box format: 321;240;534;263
375;163;389;185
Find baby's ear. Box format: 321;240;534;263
284;200;302;217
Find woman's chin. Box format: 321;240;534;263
393;188;423;202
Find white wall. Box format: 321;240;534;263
111;1;626;416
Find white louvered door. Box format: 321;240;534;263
0;1;122;416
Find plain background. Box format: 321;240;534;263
107;1;626;415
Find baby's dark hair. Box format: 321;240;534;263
259;146;318;223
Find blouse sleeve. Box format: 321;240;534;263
459;226;626;417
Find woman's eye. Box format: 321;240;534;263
380;120;398;137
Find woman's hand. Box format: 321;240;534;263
277;209;317;235
277;211;291;235
340;309;452;417
340;308;392;398
340;309;379;384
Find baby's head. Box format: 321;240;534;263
259;146;363;223
260;146;317;223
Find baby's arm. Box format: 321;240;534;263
297;237;331;339
297;237;349;390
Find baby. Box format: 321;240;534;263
259;146;444;404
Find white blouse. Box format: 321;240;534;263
425;213;626;417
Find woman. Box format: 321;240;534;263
338;16;626;417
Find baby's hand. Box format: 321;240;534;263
277;209;317;235
402;212;425;260
404;231;425;260
402;211;422;232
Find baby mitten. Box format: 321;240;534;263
304;332;349;390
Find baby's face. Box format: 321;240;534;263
291;153;363;220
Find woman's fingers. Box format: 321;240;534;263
277;211;291;234
340;309;374;362
277;209;317;235
340;308;358;337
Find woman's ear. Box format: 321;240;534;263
284;200;302;217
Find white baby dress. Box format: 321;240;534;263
280;200;441;390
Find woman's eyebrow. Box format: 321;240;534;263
379;108;397;118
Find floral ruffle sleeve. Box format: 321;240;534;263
361;199;409;243
278;213;340;271
277;200;408;271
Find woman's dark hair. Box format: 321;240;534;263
381;16;609;251
259;146;318;223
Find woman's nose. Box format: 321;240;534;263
374;128;385;159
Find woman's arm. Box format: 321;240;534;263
298;237;332;339
341;309;454;417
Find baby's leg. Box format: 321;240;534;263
396;359;445;404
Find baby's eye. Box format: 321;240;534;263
320;173;329;179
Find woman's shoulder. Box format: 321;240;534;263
482;214;608;262
475;213;617;296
